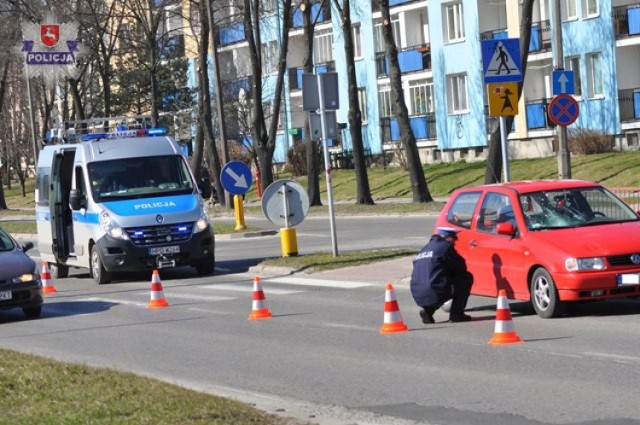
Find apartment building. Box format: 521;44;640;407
181;0;640;166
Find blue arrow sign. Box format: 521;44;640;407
552;70;575;95
220;161;252;195
481;38;522;83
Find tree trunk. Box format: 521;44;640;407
302;2;322;206
484;0;534;184
196;0;224;205
337;0;374;205
380;0;432;202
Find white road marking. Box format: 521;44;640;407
83;297;149;307
204;284;303;295
583;351;640;363
161;293;238;302
264;276;373;289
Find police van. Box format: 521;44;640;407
35;119;215;284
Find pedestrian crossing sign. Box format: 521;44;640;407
482;38;522;84
488;82;518;116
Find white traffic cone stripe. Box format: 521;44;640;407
384;311;403;323
252;299;266;310
497;296;510;309
494;320;515;333
384;290;396;302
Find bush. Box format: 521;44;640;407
553;129;613;155
285;142;307;176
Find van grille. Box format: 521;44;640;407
124;223;194;246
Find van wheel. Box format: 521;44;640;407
530;268;565;318
195;254;215;276
91;245;112;285
49;263;69;279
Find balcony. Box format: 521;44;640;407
619;88;640;122
288;62;335;91
223;77;252;100
371;0;423;11
159;34;185;60
380;114;437;143
480;21;551;53
291;2;331;29
217;22;245;47
525;98;556;130
613;4;640;39
375;44;431;78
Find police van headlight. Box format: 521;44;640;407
193;211;210;234
100;211;129;240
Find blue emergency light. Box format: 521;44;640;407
81;127;167;141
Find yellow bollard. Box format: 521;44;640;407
280;227;298;257
234;194;247;231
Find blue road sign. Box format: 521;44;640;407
552;70;575;95
481;38;522;83
220;160;252;195
548;94;580;127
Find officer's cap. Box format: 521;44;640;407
437;226;460;239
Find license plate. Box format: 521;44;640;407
148;245;180;255
617;273;640;286
0;291;12;301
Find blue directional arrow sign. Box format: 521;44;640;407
481;38;522;83
220;160;252;195
552;70;575;95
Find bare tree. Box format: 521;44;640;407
484;0;534;184
332;0;373;205
299;0;324;206
242;0;292;188
379;0;431;202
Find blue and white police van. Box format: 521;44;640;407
35;121;215;284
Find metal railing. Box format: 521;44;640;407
379;114;437;144
618;88;640;122
480;21;551;53
375;43;431;78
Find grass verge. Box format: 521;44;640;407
0;348;306;425
259;248;417;273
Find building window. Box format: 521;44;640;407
564;56;582;97
562;0;577;21
447;73;468;114
353;24;362;59
358;88;367;122
189;4;201;35
374;19;401;52
409;80;434;115
378;85;393;118
261;41;278;75
583;0;599;18
586;52;603;98
314;30;333;64
443;1;464;43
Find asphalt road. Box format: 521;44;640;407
3;215;640;425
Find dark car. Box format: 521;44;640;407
0;227;42;318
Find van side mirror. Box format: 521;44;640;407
22;242;34;252
199;177;212;200
69;189;83;210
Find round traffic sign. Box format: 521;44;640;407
548;94;579;127
261;180;309;228
220;161;252;195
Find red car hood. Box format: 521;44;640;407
527;221;640;256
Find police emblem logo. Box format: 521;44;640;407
40;25;59;47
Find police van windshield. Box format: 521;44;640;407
88;155;195;202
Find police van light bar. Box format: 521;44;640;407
81;128;167;141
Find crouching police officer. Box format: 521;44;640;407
410;227;473;323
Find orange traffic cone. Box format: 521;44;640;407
489;289;523;345
248;276;272;320
380;283;409;334
147;270;169;308
41;261;57;294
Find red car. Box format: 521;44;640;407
435;180;640;318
